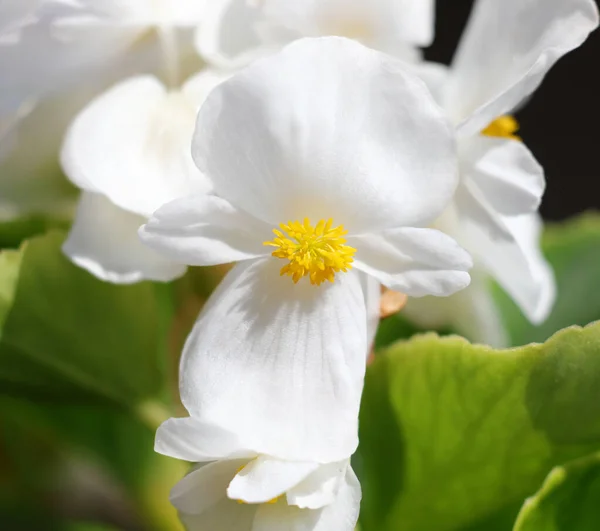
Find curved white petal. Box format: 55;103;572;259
461;136;545;216
444;0;599;134
180;496;257;531
195;0;275;68
140;194;272;266
412;61;450;104
155;416;256;463
456;188;556;324
262;0;435;47
350;228;473;297
360;273;381;351
61;75;209;218
193;37;457;234
179;257;368;462
228;457;319;504
172;459;250;514
253;465;361;531
404;269;510;348
63;192;186;283
286;461;348;510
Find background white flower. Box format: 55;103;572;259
196;0;434;68
140;37;472;461
156;416;361;531
405;0;599;346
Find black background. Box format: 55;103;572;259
428;0;600;221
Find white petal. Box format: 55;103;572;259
182;68;232;104
286;461;348;510
444;0;599;134
457;190;556;324
139;194;272;266
461;136;545;216
63;192;186;283
195;0;274;68
179;257;367;462
61;75;208;218
360;273;381;351
155;416;256;463
404;269;510;348
350;228;473;297
228;457;319;504
172;459;250;514
193;37;457;233
412;61;450;104
252;465;361;531
262;0;435;47
180;496;257;531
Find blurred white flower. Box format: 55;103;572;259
0;0;207;220
405;0;599;346
60;70;229;283
155;416;361;531
195;0;434;68
140;38;472;460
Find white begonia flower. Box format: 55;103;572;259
404;0;598;346
61;70;230;283
155;417;361;531
140;37;473;461
0;0;207;220
195;0;434;69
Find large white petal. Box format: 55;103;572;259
171;459;250;514
195;0;276;68
252;465;361;531
61;75;208;217
63;192;186;283
179;257;367;463
460;136;545;216
228;457;319;504
444;0;599;135
350;228;473;297
180;496;257;531
262;0;435;47
457;189;556;324
140;194;272;266
193;37;457;234
155;416;256;463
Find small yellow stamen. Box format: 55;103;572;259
264;218;356;286
481;115;521;141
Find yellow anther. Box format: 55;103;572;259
481;115;521;141
264;218;356;286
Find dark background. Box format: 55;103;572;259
428;0;600;221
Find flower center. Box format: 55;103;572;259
481;115;521;141
264;218;356;286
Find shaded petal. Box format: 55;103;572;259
61;75;208;217
179;257;367;462
350;228;472;297
193;37;457;233
63;192;185;283
155;416;256;463
461;136;545;216
228;457;319;504
444;0;599;134
180;496;257;531
172;459;250;514
253;465;361;531
139;194;272;266
286;461;348;510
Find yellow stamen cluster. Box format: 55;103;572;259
481;115;521;141
264;218;356;286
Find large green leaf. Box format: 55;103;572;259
513;453;600;531
495;213;600;346
0;231;171;407
359;323;600;531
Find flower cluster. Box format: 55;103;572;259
1;0;597;529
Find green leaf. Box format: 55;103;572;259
513;452;600;531
496;213;600;346
0;231;171;407
359;323;600;531
0;215;71;250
